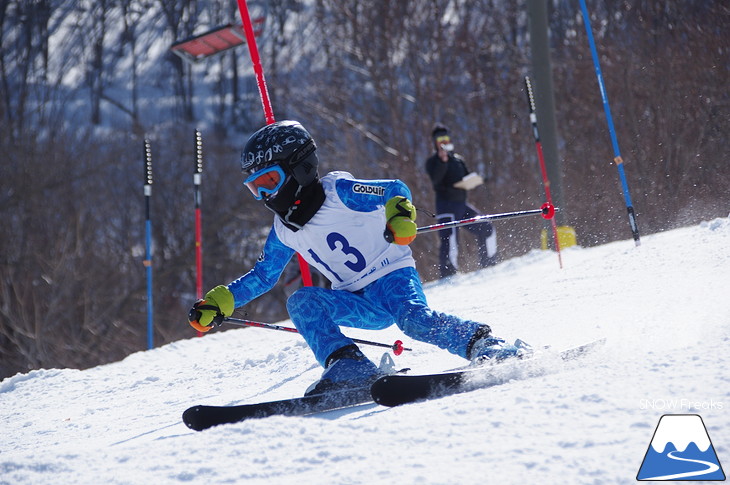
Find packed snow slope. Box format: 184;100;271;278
2;218;729;485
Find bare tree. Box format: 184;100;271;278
1;0;728;379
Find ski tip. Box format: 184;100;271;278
559;337;607;361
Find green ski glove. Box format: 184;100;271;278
188;285;234;332
384;196;417;245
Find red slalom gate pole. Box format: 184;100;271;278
223;317;410;356
525;76;563;269
235;0;313;287
236;0;274;125
194;130;204;336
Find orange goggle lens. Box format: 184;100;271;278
244;165;286;200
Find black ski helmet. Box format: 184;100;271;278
241;120;319;187
431;122;449;140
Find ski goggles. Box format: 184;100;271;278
435;135;454;151
435;135;451;144
243;165;287;200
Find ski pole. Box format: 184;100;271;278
223;317;410;356
417;205;555;234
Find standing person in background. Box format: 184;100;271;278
425;123;497;278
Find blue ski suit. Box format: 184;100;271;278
228;171;487;366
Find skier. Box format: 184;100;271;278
188;120;523;395
425;123;497;278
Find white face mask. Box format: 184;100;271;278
440;143;454;152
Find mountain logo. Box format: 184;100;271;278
637;414;726;481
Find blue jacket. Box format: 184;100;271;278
228;172;416;307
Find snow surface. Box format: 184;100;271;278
2;218;729;484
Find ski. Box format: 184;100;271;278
182;386;373;431
370;338;606;407
182;339;606;429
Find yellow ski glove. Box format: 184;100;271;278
188;285;234;333
384;196;417;245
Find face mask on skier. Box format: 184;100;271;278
435;135;454;152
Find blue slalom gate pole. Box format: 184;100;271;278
579;0;641;246
143;140;154;349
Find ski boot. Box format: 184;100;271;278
304;344;383;396
467;328;533;365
